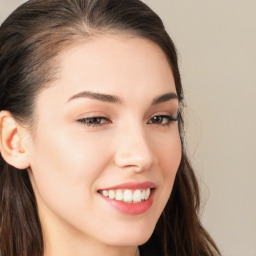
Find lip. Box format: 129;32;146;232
99;181;156;191
98;182;156;215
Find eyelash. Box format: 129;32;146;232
77;113;181;128
77;117;110;127
147;113;181;126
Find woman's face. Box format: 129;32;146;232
27;35;182;252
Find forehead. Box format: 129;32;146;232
39;35;176;106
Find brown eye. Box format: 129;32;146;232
152;116;167;124
77;117;110;127
148;114;180;126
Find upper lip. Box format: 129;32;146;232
98;181;156;191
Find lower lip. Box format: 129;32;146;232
99;189;155;215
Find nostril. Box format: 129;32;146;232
114;150;156;171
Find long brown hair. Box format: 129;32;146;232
0;0;220;255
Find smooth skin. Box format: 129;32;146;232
0;35;182;256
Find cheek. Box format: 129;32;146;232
153;128;182;199
155;128;182;175
28;129;111;213
31;126;110;176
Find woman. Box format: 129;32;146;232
0;0;221;256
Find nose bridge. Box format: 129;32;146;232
114;120;156;171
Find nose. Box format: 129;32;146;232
114;124;157;172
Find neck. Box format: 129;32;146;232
44;242;137;256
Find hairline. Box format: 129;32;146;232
25;29;177;136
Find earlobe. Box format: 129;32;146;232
0;111;30;169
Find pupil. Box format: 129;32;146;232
153;116;162;124
89;118;100;123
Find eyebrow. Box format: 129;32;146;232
67;91;178;105
151;92;178;105
67;91;122;104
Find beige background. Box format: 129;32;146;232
1;1;256;256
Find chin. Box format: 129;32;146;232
103;224;155;247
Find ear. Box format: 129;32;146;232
0;111;30;169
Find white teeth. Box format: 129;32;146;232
145;188;150;200
123;190;133;203
115;189;123;201
133;190;142;203
141;190;146;200
102;190;109;197
100;188;152;203
108;190;115;199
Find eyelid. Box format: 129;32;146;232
149;110;180;119
147;112;181;126
76;116;111;127
75;109;181;128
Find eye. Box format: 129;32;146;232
148;113;180;126
76;116;110;127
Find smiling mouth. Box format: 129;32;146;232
98;188;153;203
